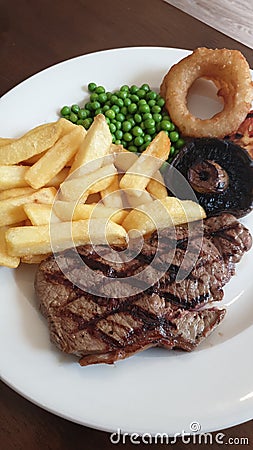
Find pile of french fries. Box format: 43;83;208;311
0;114;206;269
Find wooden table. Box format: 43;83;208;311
0;0;252;448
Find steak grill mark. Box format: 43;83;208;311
35;213;252;365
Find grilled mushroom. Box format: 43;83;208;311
170;138;253;218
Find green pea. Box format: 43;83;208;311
102;105;110;113
76;119;84;126
175;138;185;149
109;123;117;133
134;136;144;146
110;94;118;104
124;98;131;107
111;134;116;143
94;108;103;115
105;109;115;120
85;102;93;111
95;86;105;94
71;104;80;114
138;99;147;106
134;113;142;123
132;126;143;137
170;131;179;142
139;104;150;114
121;140;127;148
61;106;71;116
144;118;155;129
170;146;175;156
123;132;133;142
161;120;173;132
122;121;132;132
69;112;78;123
115;130;123;140
146;126;156;135
151;105;161;114
144;134;152;143
148;99;156;107
118;91;128;100
156;97;165;107
115;121;122;130
137;89;146;98
90;93;99;102
83;118;93;129
78;109;88;119
153;113;162;123
111;105;120;114
120;106;128;116
114;139;121;145
130;94;139;103
115;113;125;122
91;101;100;110
128;103;137;114
128;117;135;127
142;113;152;121
128;145;138;152
146;91;157;100
130;85;138;94
141;83;150;92
120;85;129;92
88;82;97;92
97;93;107;103
115;98;124;108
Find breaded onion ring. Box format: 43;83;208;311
160;48;253;138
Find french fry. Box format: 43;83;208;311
23;203;59;225
100;174;123;208
25;126;86;189
122;197;206;236
6;219;127;256
0;187;56;227
0;187;36;201
0;226;20;268
0;119;69;165
0;165;29;190
125;189;153;207
21;150;47;165
114;149;167;199
69;114;112;174
60;163;117;202
0;138;16;147
45;168;70;188
120;132;170;196
146;170;168;199
53;200;127;224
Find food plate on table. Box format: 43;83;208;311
0;47;253;436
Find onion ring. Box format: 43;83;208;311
160;48;253;138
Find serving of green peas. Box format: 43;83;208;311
60;82;184;163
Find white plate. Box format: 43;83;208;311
0;47;253;436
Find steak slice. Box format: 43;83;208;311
35;213;251;365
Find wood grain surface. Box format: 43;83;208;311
164;0;253;49
0;0;253;449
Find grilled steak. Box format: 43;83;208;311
35;213;251;366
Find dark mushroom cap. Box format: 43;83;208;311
170;138;253;218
